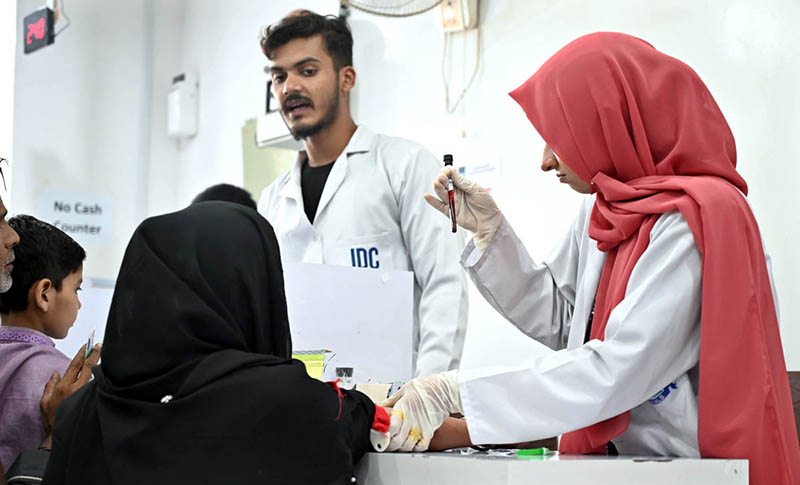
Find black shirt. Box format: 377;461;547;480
301;159;335;224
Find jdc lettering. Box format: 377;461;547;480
350;247;380;269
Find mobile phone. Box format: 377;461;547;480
85;328;95;359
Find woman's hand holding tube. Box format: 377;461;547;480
424;167;502;250
381;370;462;452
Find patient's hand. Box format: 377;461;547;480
380;409;554;453
381;413;551;452
380;410;470;452
41;343;102;436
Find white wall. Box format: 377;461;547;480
12;0;152;281
1;1;17;194
145;0;184;216
10;0;800;369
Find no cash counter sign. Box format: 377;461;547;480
36;190;113;247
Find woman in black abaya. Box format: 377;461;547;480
42;202;377;485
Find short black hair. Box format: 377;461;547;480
0;215;86;313
191;184;257;210
261;10;353;70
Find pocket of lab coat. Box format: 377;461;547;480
324;232;396;270
646;373;698;430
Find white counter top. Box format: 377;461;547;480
355;451;747;484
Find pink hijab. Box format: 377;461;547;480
510;32;799;485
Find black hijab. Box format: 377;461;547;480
43;203;374;485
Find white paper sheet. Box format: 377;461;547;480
283;262;414;383
55;278;114;359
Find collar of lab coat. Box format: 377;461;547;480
277;125;375;214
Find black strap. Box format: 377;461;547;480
5;449;49;484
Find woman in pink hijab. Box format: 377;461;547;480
384;32;800;485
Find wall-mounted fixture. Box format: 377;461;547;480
439;0;478;32
167;72;198;139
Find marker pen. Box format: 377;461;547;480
443;154;457;233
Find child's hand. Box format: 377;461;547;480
40;343;102;436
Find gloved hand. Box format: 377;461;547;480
424;167;503;251
381;370;462;452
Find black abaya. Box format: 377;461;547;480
43;202;375;485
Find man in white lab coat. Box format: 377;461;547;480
382;32;800;485
257;11;468;377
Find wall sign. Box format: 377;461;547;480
36;189;113;247
23;8;55;54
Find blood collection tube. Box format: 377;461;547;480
443;154;457;233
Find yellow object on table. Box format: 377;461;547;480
292;350;330;380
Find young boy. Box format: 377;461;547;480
0;215;85;470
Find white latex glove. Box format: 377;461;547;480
381;370;462;452
424;166;503;251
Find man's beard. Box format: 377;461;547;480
285;78;341;141
0;250;14;293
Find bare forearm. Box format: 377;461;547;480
429;417;559;451
429;417;472;451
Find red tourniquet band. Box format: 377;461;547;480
326;379;390;434
372;405;390;434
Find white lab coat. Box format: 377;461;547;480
258;126;469;377
459;195;778;456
